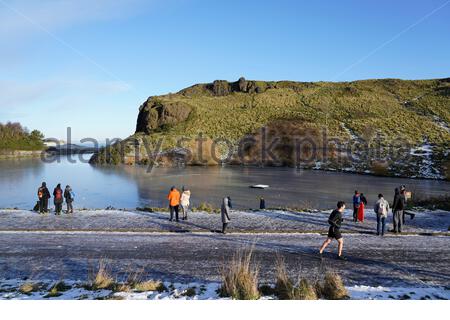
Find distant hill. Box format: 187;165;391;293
90;77;450;180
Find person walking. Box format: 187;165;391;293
221;196;232;234
392;188;406;233
180;187;191;221
357;193;367;222
53;183;64;215
64;185;74;214
37;182;51;214
319;201;346;260
167;186;181;222
352;190;361;222
374;194;389;236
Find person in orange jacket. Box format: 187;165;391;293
167;186;181;222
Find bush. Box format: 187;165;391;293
219;249;260;300
195;202;217;213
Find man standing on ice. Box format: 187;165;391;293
319;201;347;260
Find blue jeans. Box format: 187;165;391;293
377;215;386;235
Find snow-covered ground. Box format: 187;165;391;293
0;207;448;234
1;279;448;300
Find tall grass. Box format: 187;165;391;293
219;248;260;300
274;257;317;300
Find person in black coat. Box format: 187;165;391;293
53;183;64;215
37;182;51;213
392;188;406;233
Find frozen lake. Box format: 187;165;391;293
0;155;449;210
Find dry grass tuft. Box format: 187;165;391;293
19;282;41;294
274;257;317;300
133;280;166;293
315;272;348;300
87;260;115;290
219;248;260;300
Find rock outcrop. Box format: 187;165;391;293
136;98;192;134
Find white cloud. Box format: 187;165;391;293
0;78;131;109
0;0;147;41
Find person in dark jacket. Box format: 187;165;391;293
53;183;64;215
221;196;232;234
319;201;347;260
37;182;51;214
259;197;266;210
392;188;406;233
360;193;368;206
64;185;74;214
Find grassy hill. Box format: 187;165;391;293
91;77;450;179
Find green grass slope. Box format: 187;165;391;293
91;78;450;179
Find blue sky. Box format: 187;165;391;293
1;0;449;142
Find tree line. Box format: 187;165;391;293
0;122;45;151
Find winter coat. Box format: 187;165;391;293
353;194;361;208
64;187;74;202
221;197;231;223
37;186;50;200
53;187;64;204
392;190;406;212
167;189;181;206
180;190;191;207
360;195;368;206
374;197;389;218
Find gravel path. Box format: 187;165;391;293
0;231;449;288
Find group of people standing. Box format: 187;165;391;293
167;186;191;222
166;186;232;234
36;182;74;214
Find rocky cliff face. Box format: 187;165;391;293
135;98;192;134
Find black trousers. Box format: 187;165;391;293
55;202;63;214
39;198;49;213
169;205;179;221
222;223;228;233
353;206;359;221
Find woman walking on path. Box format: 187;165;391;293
167;186;181;222
64;185;74;214
180;187;191;221
221;196;232;234
53;184;64;215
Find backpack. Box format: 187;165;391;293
378;200;387;216
55;189;62;200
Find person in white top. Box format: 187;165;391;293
180;187;191;221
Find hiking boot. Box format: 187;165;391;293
337;255;347;261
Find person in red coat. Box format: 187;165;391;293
357;193;368;222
